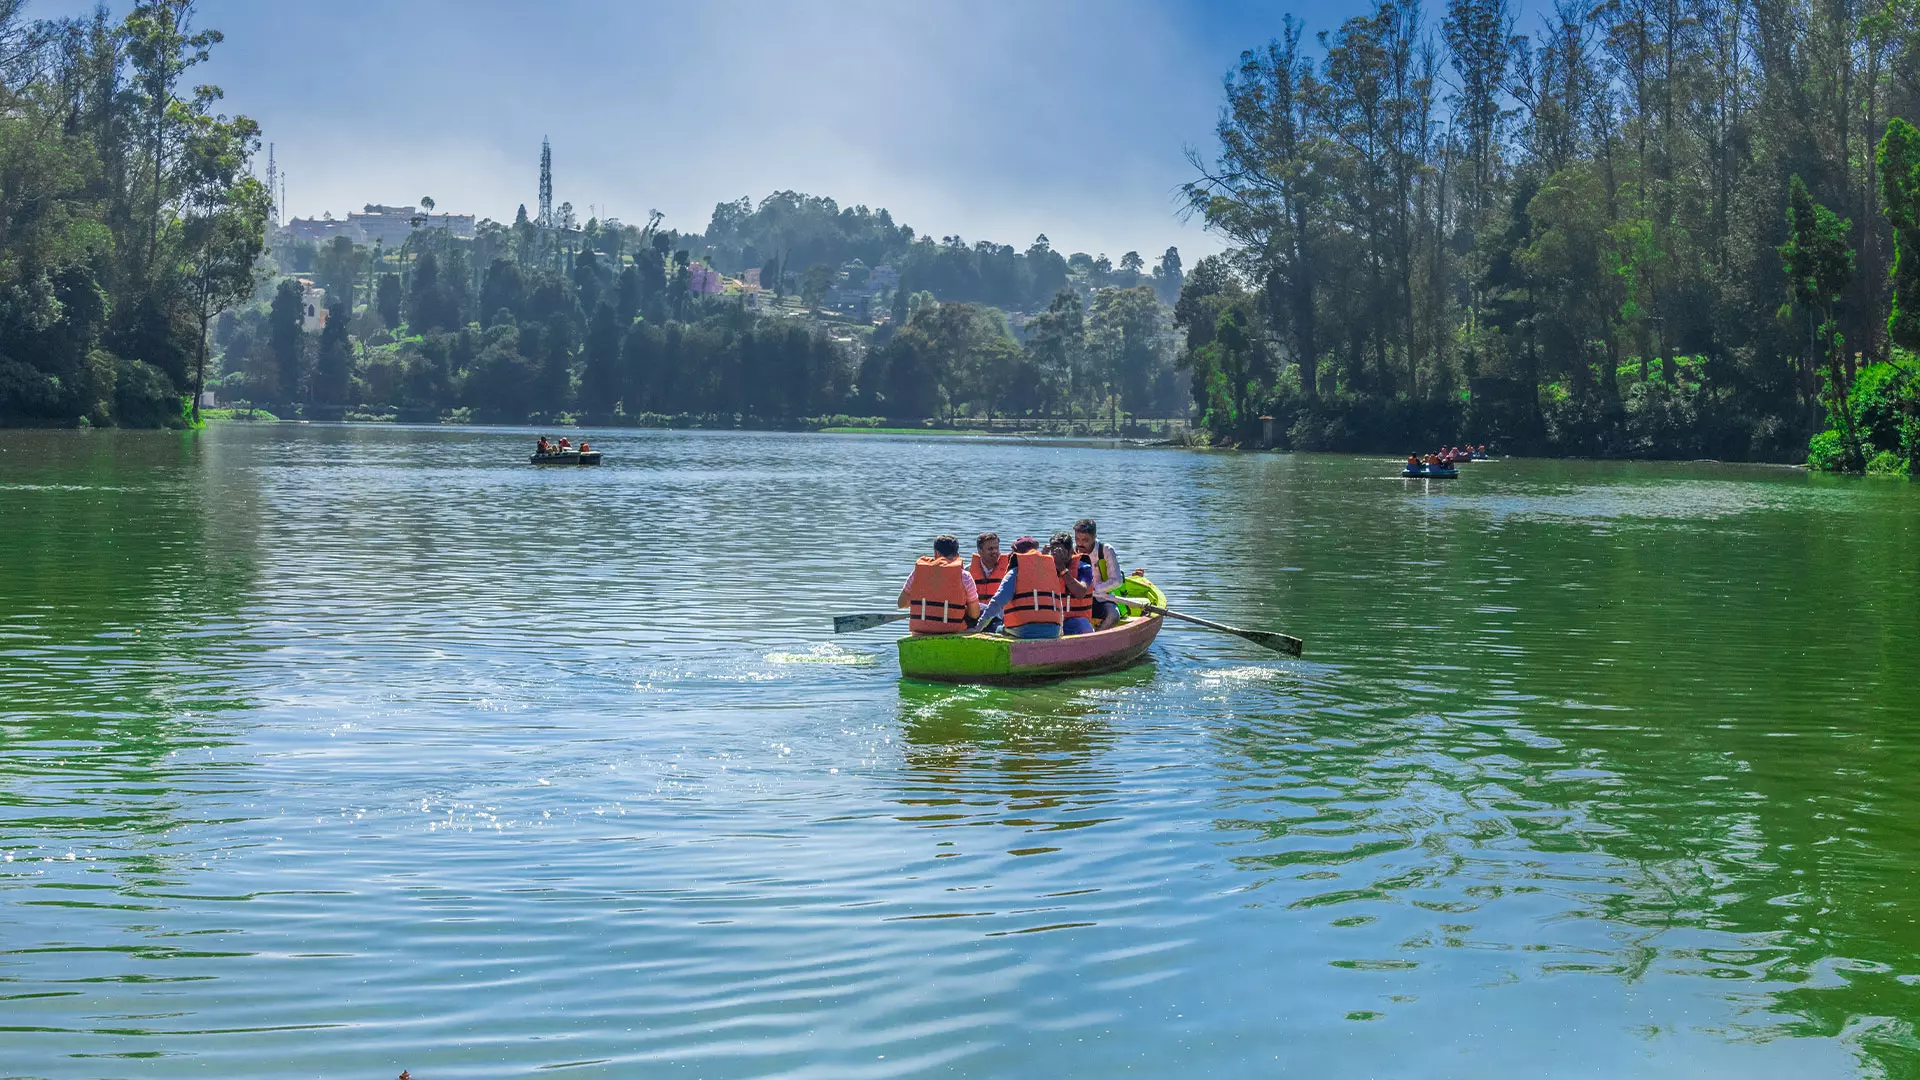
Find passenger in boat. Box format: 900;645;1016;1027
1051;533;1097;636
558;437;571;451
1072;518;1123;631
897;534;980;636
1407;454;1420;470
977;536;1064;639
537;436;551;454
579;442;590;453
969;532;1009;633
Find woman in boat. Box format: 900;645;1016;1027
897;534;980;635
976;536;1065;639
1052;533;1096;636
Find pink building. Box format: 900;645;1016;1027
688;263;724;295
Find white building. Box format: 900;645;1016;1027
282;204;477;248
301;282;327;332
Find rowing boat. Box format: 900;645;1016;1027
530;450;602;465
897;574;1164;685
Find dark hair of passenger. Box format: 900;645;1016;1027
976;531;999;549
933;534;960;558
1048;532;1073;553
1011;536;1038;552
1073;518;1097;537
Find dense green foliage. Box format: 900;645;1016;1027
699;192;1185;310
0;1;269;427
1182;0;1920;469
211;209;1185;427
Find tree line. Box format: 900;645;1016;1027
213;182;1190;426
0;1;268;428
1180;0;1920;471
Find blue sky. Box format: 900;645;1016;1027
32;1;1511;260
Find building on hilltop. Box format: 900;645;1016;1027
346;205;476;247
281;204;477;248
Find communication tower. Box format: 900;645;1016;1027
538;137;554;229
265;143;279;227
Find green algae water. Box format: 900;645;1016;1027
2;424;1917;1078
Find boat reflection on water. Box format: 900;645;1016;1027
890;667;1156;858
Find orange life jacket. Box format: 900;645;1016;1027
1002;550;1064;629
1062;553;1094;620
969;552;1009;603
905;556;973;635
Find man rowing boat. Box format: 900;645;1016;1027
898;534;980;636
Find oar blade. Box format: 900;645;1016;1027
1239;629;1304;656
1133;599;1303;656
833;612;907;634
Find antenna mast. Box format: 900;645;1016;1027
538;137;554;229
265;143;279;227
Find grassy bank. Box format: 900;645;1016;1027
199;407;282;422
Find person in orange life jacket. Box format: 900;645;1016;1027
1050;532;1097;636
977;536;1067;639
1072;518;1123;631
897;534;980;635
969;532;1009;633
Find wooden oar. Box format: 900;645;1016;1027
1121;597;1303;656
833;611;909;634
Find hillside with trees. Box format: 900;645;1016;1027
1179;0;1920;472
236;206;1188;428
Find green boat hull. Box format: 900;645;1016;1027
897;575;1165;685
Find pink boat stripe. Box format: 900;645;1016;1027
1008;618;1159;669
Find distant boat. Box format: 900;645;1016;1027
530;450;602;466
1402;463;1459;478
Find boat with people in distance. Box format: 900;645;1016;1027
897;573;1164;685
530;449;602;466
1402;463;1459;478
530;435;601;465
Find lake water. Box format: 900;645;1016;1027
2;424;1917;1078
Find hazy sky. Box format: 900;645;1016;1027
30;0;1473;260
